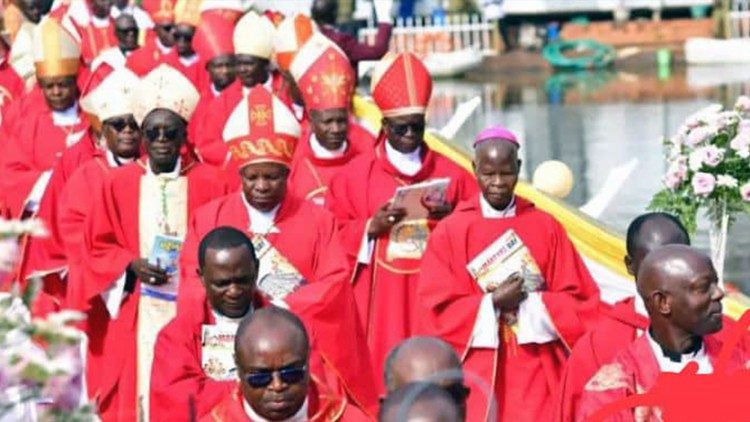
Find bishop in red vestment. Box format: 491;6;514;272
78;65;228;421
287;33;375;207
416;128;601;421
125;0;176;76
62;0;117;67
178;85;379;417
0;38;25;130
578;246;747;421
0;19;87;218
325;53;477;392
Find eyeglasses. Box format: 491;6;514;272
245;365;307;388
116;27;138;35
174;32;194;41
105;117;138;132
443;383;470;404
390;122;425;136
157;24;175;32
144;127;182;141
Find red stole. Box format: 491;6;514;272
288;120;376;206
178;193;378;417
416;194;601;421
200;386;331;422
126;32;171;76
324;138;477;393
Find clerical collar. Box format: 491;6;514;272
146;158;181;178
105;149;136;168
480;194;516;219
634;294;647;317
647;328;704;363
91;15;110;28
242;74;273;97
211;83;221;97
385;141;422;176
240;192;281;234
243;397;308;422
211;305;252;326
156;39;171;54
52;103;80;127
179;53;199;67
310;134;347;159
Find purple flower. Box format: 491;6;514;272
702;145;725;167
692;172;716;197
741;183;750;202
730;130;750;151
686;126;714;147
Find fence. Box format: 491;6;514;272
729;0;750;38
358;14;500;58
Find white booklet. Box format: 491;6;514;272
142;234;183;301
466;229;546;293
390;177;451;221
201;324;236;381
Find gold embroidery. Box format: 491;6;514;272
250;104;271;126
228;138;294;161
584;363;630;392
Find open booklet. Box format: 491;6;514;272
466;229;546;293
142;234;183;301
390;177;451;221
201;324;236;381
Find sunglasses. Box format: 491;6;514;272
144;127;182;141
116;27;138;35
443;383;470;404
158;24;175;32
245;365;307;389
390;122;425;136
105;117;138;132
174;32;194;41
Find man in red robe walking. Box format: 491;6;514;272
62;0;117;67
416;126;601;421
287;33;375;207
178;84;379;417
577;245;747;421
325;52;477;393
0;37;25;129
125;0;176;76
0;18;87;218
78;64;229;421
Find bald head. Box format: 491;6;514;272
235;307;309;359
625;213;690;278
379;383;463;422
473;139;521;211
385;337;462;392
638;245;724;339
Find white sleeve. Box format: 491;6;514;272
356;220;375;264
24;170;52;213
271;298;290;310
374;0;394;23
100;271;128;319
515;292;558;345
469;294;500;349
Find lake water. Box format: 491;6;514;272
424;64;750;293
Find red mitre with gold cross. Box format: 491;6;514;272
370;52;433;118
142;0;177;24
222;86;301;169
290;33;354;112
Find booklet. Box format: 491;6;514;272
391;177;451;221
142;234;183;301
201;324;237;381
466;229;546;293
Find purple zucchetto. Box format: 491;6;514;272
473;126;519;148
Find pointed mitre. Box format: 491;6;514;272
32;18;81;78
371;52;432;118
142;0;177;23
273;13;318;72
223;85;300;169
233;11;275;60
80;66;140;129
174;0;202;26
132;64;200;124
192;1;242;60
290;33;354;111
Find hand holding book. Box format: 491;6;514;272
488;272;527;313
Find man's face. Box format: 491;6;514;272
89;0;112;18
206;54;236;91
155;22;176;47
113;0;127;8
473;141;520;210
240;162;288;212
141;109;185;168
235;55;269;88
236;331;309;421
310;108;348;151
667;257;724;336
382;114;426;154
17;0;43;23
101;113;140;159
200;246;257;318
39;76;78;112
114;16;139;52
174;24;195;57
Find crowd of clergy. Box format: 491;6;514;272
1;0;748;421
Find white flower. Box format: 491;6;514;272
685;126;714;147
692;172;716;197
717;175;739;188
702;145;725;167
736;95;750;112
741;183;750;201
739;148;750;159
689;149;705;171
45;310;85;327
730;129;750;151
685;104;723;128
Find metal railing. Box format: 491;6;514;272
729;0;750;37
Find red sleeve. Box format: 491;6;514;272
554;331;597;422
0;123;41;216
324;170;369;267
150;317;234;421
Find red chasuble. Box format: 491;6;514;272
177;192;378;416
79;159;230;421
0;53;25;129
287;120;375;207
577;334;749;421
416;195;601;421
186;80;240;152
0;101;88;217
163;51;203;91
324;139;477;392
126;32;171;77
67;18;117;67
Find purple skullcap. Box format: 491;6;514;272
473;126;519;148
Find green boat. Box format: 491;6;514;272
542;39;616;70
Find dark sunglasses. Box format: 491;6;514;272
144;127;182;141
245;365;307;388
158;24;175;32
116;27;138;35
174;32;194;41
105;117;138;132
390;122;425;136
443;383;470;404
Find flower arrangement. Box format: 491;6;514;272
649;98;750;234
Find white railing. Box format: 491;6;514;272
730;0;750;38
358;14;500;58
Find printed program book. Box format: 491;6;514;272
143;234;183;301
